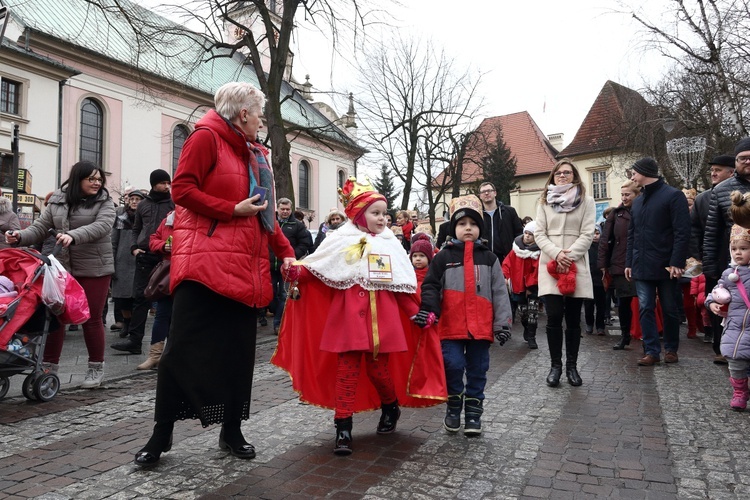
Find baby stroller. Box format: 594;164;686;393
0;247;61;401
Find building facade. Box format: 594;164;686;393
0;0;362;228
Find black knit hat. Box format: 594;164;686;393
734;138;750;157
149;169;171;187
708;155;736;168
632;157;659;178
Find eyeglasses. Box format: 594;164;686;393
87;177;104;184
736;156;750;164
554;170;574;177
479;189;495;194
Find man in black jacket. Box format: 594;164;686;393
625;158;690;367
690;155;734;347
269;198;312;333
704;138;750;361
111;169;174;354
478;182;523;263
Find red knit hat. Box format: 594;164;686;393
410;233;435;263
546;260;577;296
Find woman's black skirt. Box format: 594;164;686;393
154;280;258;426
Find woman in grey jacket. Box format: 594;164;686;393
0;197;20;250
5;161;116;388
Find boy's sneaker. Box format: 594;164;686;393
81;362;104;389
464;415;482;436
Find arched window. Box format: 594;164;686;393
298;160;310;208
172;125;189;175
80;98;104;167
338;169;346;189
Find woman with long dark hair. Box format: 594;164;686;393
6;160;115;388
534;159;595;387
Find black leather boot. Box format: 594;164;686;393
334;417;353;455
376;400;401;434
118;318;131;339
111;337;142;354
546;364;563;387
219;421;256;459
613;333;631;350
565;328;583;386
134;421;174;466
546;326;563;386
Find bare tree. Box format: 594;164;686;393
80;0;391;202
625;0;749;136
356;33;483;220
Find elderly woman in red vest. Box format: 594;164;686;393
134;82;295;466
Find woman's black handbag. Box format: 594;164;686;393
144;260;171;301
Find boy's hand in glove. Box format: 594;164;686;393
412;310;438;328
494;328;511;346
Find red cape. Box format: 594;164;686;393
271;277;446;413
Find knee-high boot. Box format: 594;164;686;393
565;328;582;386
546;326;563;386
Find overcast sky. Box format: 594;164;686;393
291;0;666;150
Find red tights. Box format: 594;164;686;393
334;351;396;419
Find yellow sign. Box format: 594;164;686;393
17;169;32;194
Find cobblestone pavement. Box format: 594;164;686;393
0;312;748;499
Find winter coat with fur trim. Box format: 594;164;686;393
170;109;294;307
501;235;539;295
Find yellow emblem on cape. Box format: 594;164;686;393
344;236;371;264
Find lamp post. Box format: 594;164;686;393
10;123;19;213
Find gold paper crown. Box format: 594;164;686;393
449;195;483;218
730;224;750;244
338;176;377;207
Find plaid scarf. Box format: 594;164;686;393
248;141;276;234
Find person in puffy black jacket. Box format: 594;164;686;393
704;140;750;280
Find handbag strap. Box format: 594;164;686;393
734;268;750;310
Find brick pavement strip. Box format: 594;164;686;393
1;324;749;498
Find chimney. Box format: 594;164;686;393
547;133;564;152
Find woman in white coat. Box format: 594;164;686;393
534;159;595;387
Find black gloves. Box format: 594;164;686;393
494;328;511;346
413;310;437;328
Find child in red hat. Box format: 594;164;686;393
273;178;446;455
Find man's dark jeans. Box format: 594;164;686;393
127;253;160;344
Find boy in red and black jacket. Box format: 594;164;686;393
415;195;512;436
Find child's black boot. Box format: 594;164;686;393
526;325;538;349
376;400;401;434
464;398;483;436
334;417;353;455
444;394;463;433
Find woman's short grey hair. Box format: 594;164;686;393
214;82;266;121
